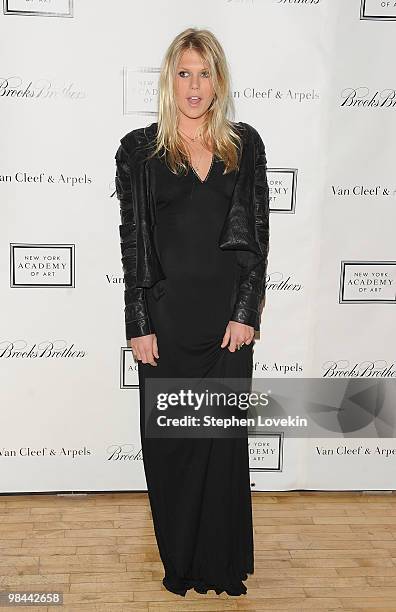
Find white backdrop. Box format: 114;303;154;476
1;0;395;493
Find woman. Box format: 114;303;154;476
115;28;270;597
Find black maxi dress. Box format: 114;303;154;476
137;151;255;597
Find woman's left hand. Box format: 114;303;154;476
221;321;254;352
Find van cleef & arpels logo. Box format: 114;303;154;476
331;184;394;199
4;172;92;186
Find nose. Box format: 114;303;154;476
190;73;200;89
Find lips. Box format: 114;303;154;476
186;96;202;107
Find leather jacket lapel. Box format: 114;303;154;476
218;123;262;257
122;129;165;287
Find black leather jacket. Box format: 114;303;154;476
114;121;270;341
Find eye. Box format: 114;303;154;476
177;70;211;78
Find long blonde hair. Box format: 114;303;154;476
145;28;242;174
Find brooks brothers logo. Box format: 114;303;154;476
3;0;73;17
0;340;85;359
360;0;396;20
269;169;297;213
248;433;283;475
0;77;84;100
10;244;74;287
339;261;396;303
322;360;396;377
341;87;396;108
107;444;143;462
120;347;139;389
264;271;302;295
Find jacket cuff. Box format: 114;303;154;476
126;316;154;340
230;305;259;331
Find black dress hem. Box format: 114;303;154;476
162;568;254;597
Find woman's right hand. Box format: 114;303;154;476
130;334;159;366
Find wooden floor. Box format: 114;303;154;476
0;491;396;611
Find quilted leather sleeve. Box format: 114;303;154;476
115;142;154;340
230;128;270;332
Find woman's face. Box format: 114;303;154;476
174;48;215;121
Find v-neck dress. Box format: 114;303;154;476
137;152;255;597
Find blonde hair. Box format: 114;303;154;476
145;28;242;174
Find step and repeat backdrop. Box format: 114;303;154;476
1;0;395;493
